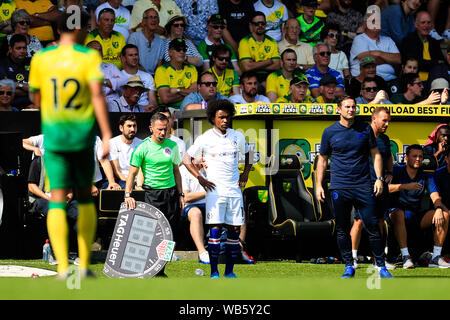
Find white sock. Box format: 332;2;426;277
352;250;358;259
400;247;410;258
432;246;442;260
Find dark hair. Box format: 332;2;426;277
206;99;235;125
121;43;138;56
320;22;341;41
119;114;137;126
337;95;355;108
9;34;27;48
406;144;423;156
250;11;266;23
437;124;450;133
211;44;231;59
57;10;90;32
361;77;378;90
150;112;169;125
154;105;170;114
199;71;215;83
239;71;258;85
280;48;296;60
401;73;420;92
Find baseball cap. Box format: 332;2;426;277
360;56;376;67
169;38;187;51
207;14;226;25
430;78;449;92
319;74;338;86
302;0;319;7
290;74;309;86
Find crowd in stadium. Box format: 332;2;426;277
0;0;448;112
1;0;450;277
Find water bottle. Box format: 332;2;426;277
42;239;50;261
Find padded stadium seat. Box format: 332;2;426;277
268;155;334;239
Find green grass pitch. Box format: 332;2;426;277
2;259;450;300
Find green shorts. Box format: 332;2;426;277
43;148;94;190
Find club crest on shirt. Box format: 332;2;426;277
163;147;172;157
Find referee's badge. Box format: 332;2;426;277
163;147;172;157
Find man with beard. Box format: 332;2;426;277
350;107;396;270
229;71;270;104
389;145;450;268
109;114;144;189
238;11;280;88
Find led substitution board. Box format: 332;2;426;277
103;201;175;278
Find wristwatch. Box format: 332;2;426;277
124;192;131;198
376;177;384;181
176;88;181;93
179;192;185;197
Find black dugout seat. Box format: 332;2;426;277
311;155;333;222
268;155;334;238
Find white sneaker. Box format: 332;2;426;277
198;251;210;264
385;261;396;270
353;258;359;269
429;29;443;40
442;29;450;41
402;255;414;269
429;255;450;268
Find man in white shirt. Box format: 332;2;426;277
183;99;252;279
95;0;131;40
350;11;401;83
108;114;143;189
253;0;288;43
229;71;270;104
121;44;158;112
86;41;128;102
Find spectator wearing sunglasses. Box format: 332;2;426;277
207;44;240;97
238;11;280;89
305;41;345;99
355;77;391;105
180;71;229;111
253;0;288;43
155;38;198;109
5;9;42;58
130;0;181;34
162;14;203;68
198;14;241;76
391;73;441;105
94;0;131;40
0;79;18;111
175;0;219;44
322;23;350;81
15;0;61;44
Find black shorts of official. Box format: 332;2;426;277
142;185;180;238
